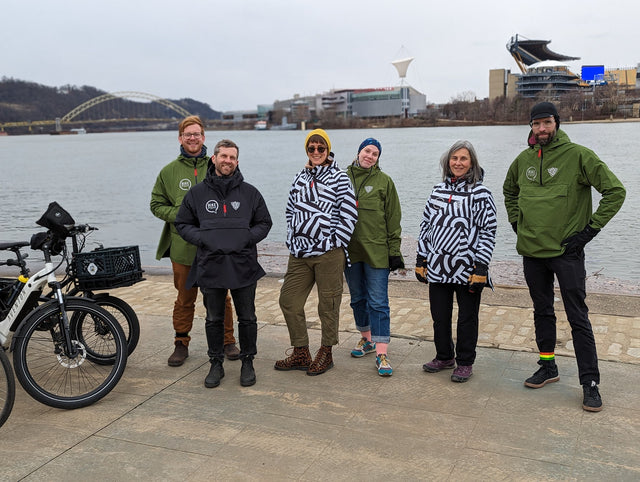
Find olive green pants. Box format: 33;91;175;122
278;248;346;347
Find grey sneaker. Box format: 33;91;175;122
582;381;603;412
422;358;455;373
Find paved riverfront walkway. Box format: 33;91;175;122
1;272;639;480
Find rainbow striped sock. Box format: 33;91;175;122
539;352;555;362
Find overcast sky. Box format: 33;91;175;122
3;0;638;112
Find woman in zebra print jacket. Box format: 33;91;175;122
416;140;497;383
275;129;358;376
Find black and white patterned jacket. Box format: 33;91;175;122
285;158;358;258
417;176;497;284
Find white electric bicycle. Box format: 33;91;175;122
0;203;127;421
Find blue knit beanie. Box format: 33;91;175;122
357;138;382;157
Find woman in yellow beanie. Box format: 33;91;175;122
275;129;358;375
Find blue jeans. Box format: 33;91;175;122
202;283;257;361
344;262;391;344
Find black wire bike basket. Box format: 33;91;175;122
72;246;144;290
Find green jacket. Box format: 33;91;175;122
503;128;625;258
346;161;402;268
150;153;210;265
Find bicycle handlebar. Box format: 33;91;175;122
69;224;98;235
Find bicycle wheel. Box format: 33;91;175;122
90;294;140;356
12;298;127;410
0;347;15;428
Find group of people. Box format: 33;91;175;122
150;101;625;412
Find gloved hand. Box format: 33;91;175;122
511;222;517;234
389;256;405;271
561;225;600;255
415;255;428;284
468;262;488;294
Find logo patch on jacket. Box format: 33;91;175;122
526;166;537;181
231;201;240;210
180;179;192;190
206;200;219;213
547;167;558;177
365;186;373;193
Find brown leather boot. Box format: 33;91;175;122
307;345;333;376
274;345;312;371
224;343;241;361
168;341;188;367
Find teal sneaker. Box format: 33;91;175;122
376;354;393;377
351;337;376;358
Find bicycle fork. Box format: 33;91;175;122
49;283;81;361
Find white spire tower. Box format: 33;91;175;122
391;46;414;117
391;57;414;85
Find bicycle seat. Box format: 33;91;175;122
0;241;30;251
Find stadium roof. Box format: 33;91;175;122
507;34;580;73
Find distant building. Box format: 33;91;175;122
273;86;427;121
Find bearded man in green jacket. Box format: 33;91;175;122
150;116;239;366
504;102;625;412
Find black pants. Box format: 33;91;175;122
523;252;599;384
429;283;481;366
202;283;258;361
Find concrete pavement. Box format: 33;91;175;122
1;272;639;480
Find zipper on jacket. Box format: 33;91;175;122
538;148;543;186
193;159;199;184
223;201;227;217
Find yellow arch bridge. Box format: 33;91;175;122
1;91;193;132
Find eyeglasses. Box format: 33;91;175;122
307;146;326;154
181;132;203;139
530;119;555;129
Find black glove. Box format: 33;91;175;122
468;262;488;294
561;225;600;255
389;256;404;271
511;222;517;234
415;255;428;284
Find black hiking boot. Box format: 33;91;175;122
240;356;256;387
204;358;224;388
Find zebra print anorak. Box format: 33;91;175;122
417;175;497;284
285;157;358;258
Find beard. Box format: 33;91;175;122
535;128;556;146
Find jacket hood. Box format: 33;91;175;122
304;153;340;171
204;164;244;195
179;144;207;159
445;167;485;186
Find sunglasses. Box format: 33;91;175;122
307;145;326;154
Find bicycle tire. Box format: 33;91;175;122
90;294;140;356
0;347;15;428
12;298;127;410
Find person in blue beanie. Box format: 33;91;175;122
345;138;404;376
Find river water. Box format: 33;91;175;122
0;124;637;282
